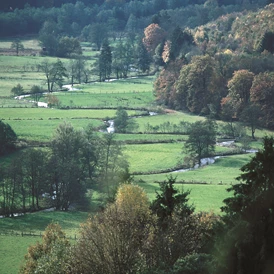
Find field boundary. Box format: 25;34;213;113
0;230;78;240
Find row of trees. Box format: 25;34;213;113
0;122;129;216
20;137;274;274
96;38;151;81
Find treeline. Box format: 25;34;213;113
0;0;268;37
20;137;274;274
0;122;129;216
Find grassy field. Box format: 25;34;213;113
0;55;72;96
135;111;205;132
138;181;229;213
134;153;255;185
54;90;155;109
0;211;89;274
0;235;38;274
0;108;140;141
114;133;188;143
0;38;41;50
124;142;184;173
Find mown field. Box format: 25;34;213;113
0;38;272;273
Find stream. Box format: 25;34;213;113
15;94;48;108
172;156;222;173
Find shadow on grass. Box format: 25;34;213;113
214;154;253;168
0;211;89;233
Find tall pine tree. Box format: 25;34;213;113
99;39;112;81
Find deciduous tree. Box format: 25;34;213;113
40;59;67;92
20;223;71;274
89;23;109;50
113;107;138;133
72;184;155;274
30;85;43;102
250;71;274;130
49;122;87;210
184;119;217;166
96;133;129;198
56;36;82;58
11;83;24;96
239;103;261;139
226;69;254;116
11;39;24;56
143;23;166;54
176;55;217;114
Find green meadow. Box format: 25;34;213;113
134;153;256;185
0;108;141;141
138;181;229;213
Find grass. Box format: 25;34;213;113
0;55;71;96
124;143;184;173
54;91;155;109
0;108;139;141
134;153;255;185
0;211;90;274
0;211;89;236
135;111;205;132
137;181;230;213
125;141;235;174
0;108;138;120
0;38;41;50
82;76;155;92
0;235;38;274
114;133;188;143
6;119;102;142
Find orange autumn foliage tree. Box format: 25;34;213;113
154;59;185;108
143;23;166;54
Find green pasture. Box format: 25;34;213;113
0;55;72;96
0;211;88;236
54;91;155;109
0;97;33;107
138;181;229;213
125;142;234;174
135;111;205;132
134;153;255;185
0;72;46;96
0;108;136;141
124;143;184;173
114;133;188;143
0;108;138;120
0;211;89;274
0;55;67;69
6;119;102;141
81;46;99;58
0;235;38;274
79;76;155;93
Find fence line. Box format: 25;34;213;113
0;231;77;240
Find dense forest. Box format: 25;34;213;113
0;0;269;37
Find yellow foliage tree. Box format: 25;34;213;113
72;184;156;274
